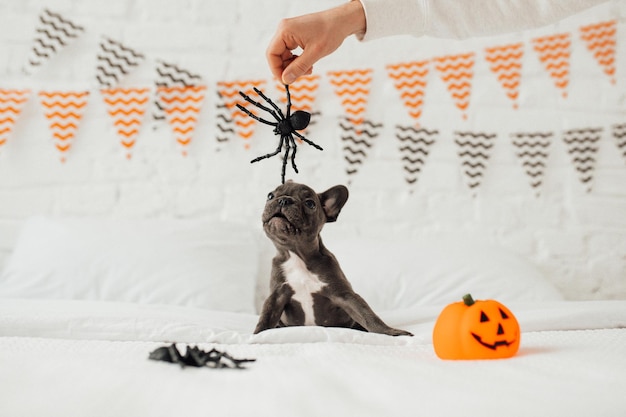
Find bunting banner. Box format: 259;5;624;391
328;69;373;125
613;123;626;165
580;20;617;84
153;61;203;125
24;9;85;76
454;131;497;192
216;80;266;149
38;91;89;162
341;118;382;178
485;43;524;109
157;86;207;157
0;89;31;154
4;7;624;193
562;127;602;192
511;132;552;193
96;37;145;89
386;60;430;125
434;53;475;120
396;125;438;186
532;33;571;98
101;87;150;159
274;74;321;131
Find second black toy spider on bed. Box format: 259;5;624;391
237;84;323;184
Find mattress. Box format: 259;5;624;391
1;298;625;417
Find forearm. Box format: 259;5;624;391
358;0;609;41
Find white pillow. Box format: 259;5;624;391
329;236;563;311
0;217;260;313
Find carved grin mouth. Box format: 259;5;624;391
471;333;516;350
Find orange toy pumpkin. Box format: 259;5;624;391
433;294;520;360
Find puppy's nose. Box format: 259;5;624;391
278;196;294;207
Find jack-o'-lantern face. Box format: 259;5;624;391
463;301;519;353
433;294;521;360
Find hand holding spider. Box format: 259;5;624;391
236;84;323;184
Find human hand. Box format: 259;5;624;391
266;1;366;84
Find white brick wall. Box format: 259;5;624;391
0;0;625;300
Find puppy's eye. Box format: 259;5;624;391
304;199;316;209
267;193;275;201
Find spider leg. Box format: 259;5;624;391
238;91;283;123
250;136;285;163
289;135;299;173
236;103;277;127
293;131;323;151
281;137;290;184
284;84;292;118
253;87;286;120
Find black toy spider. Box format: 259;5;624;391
237;84;323;184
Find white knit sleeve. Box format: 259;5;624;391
358;0;609;41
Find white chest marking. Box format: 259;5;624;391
281;251;326;326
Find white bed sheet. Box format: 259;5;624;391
1;299;625;417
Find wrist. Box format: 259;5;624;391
332;0;367;39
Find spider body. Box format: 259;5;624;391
237;85;322;184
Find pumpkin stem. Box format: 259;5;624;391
463;294;475;306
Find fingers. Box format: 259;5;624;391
266;33;293;82
266;17;322;85
282;50;316;84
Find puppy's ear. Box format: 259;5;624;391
319;185;349;222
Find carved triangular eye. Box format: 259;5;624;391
480;311;489;322
499;308;509;319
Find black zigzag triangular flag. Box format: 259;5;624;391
153;60;203;125
24;9;85;75
340;118;383;179
563;127;602;192
215;91;235;149
96;37;145;88
454;131;497;193
396;125;438;186
612;123;626;165
511;132;552;193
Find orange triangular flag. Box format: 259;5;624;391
532;33;571;98
485;43;523;109
157;86;207;157
216;79;266;149
386;60;429;125
0;89;31;153
38;90;89;162
580;20;617;84
327;68;373;126
434;53;474;120
101;87;150;159
275;74;320;113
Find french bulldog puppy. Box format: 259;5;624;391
254;181;412;337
